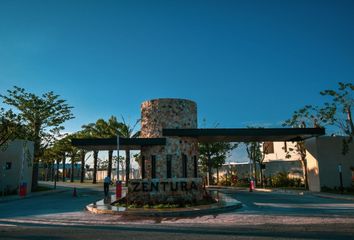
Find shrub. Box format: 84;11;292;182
270;172;302;188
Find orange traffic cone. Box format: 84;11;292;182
73;187;77;197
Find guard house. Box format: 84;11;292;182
72;98;325;204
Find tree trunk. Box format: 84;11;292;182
298;142;309;190
31;122;41;191
259;164;264;188
125;150;130;186
70;154;75;182
62;153;66;182
47;162;51;181
56;159;60;182
108;150;113;179
93;151;98;184
216;167;219;184
301;158;309;190
207;155;213;185
253;159;257;186
31;141;41;191
51;161;55;181
347;107;354;136
44;163;48;181
80;151;85;183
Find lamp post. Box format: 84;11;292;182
338;164;344;194
116;135;120;181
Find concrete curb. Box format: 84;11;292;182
312;193;354;201
0;188;70;203
86;191;242;217
208;185;354;201
86;201;242;217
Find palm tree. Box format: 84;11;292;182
66;134;81;183
42;147;57;181
106;116;120;179
73;130;91;183
81;116;140;185
118;117;140;185
82;119;110;184
54;134;81;183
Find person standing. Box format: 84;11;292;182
104;175;111;197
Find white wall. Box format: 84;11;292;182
0;139;34;194
263;141;300;162
305;136;354;192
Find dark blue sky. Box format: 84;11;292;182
1;0;353;135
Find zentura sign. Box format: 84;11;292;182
129;180;200;192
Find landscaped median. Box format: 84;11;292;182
86;190;242;217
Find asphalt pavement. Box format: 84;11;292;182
1;182;354;239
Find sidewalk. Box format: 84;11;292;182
208;185;354;201
0;180;122;203
311;192;354;201
255;187;354;201
0;182;70;203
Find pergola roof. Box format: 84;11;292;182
162;128;325;143
71;137;166;151
71;128;325;150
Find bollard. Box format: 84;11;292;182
116;181;122;199
19;182;27;197
249;180;254;192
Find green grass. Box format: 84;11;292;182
114;197;217;209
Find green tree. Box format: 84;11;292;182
0;108;27;149
283;117;312;190
199;142;237;185
283;105;323;190
81;116;123;183
1;86;74;190
42;146;57;181
245;142;259;185
245;141;269;187
79;148;90;183
118;117;140;185
320;82;354;154
106;116;122;179
81;119;108;184
74;130;91;183
284;82;353;153
320;82;354;136
283;82;353;189
63;134;80;183
42;136;68;183
52;135;72;182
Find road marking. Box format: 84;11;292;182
0;223;17;227
254;202;354;210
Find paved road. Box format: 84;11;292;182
1;184;354;239
234;189;354;216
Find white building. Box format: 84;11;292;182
262;141;303;179
305;136;354;192
0;139;34;195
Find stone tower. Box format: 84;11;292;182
140;98;198;179
127;98;203;204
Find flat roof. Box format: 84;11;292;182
71;137;166;151
71;128;325;150
162;128;325;143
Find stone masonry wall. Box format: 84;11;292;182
140;99;198;179
127;178;204;205
133;98;202;204
141;98;197;137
